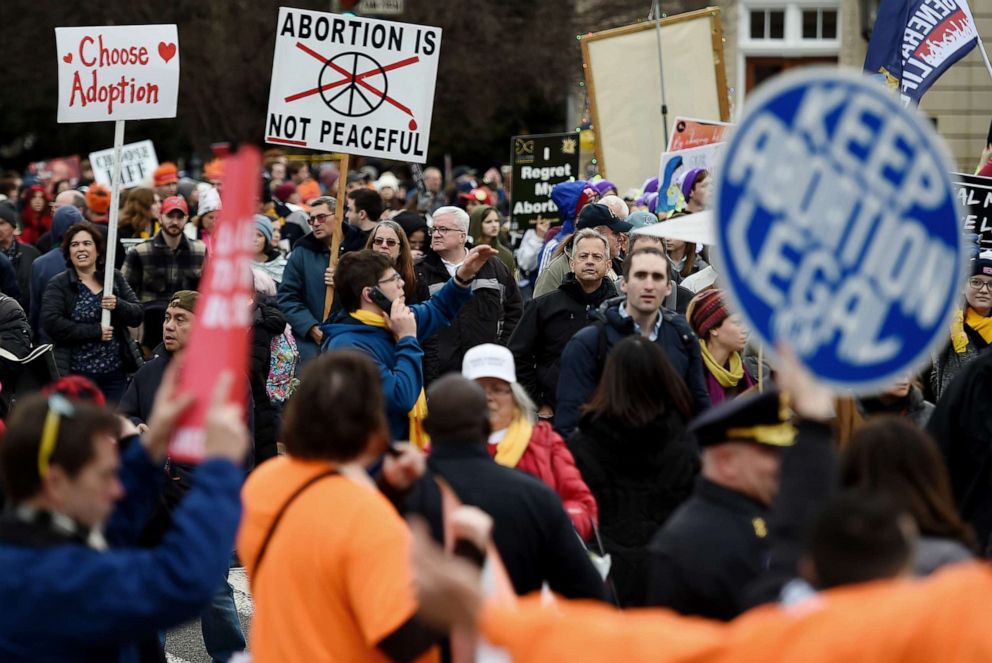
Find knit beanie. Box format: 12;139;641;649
255;214;274;243
274;182;297;203
686;288;729;339
153;163;178;186
679;168;705;203
86;184;111;215
972;250;992;277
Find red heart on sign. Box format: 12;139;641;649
63;52;73;64
158;42;177;63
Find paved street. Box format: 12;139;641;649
165;568;253;663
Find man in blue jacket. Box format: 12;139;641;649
555;246;710;436
0;364;248;663
322;245;496;441
277;196;366;364
30;204;82;340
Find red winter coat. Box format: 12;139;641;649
489;420;598;540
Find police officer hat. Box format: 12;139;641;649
689;389;796;449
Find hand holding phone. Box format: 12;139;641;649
369;285;393;312
383;296;417;339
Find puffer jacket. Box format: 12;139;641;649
491;420;598;540
250;296;287;465
417;251;522;385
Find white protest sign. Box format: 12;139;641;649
265;7;441;162
56;24;179;123
89;140;159;189
713;68;966;392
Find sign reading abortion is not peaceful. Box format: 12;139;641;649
55;24;179;123
265;7;441;162
713;69;965;392
510;132;580;230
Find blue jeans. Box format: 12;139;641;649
201;566;246;663
79;371;127;404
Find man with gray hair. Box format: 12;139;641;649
277;195;366;363
416;206;522;384
509;228;617;418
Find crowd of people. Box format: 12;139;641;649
0;146;990;662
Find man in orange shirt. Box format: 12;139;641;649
239;350;486;663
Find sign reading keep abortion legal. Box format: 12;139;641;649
713;68;965;392
55;24;179;123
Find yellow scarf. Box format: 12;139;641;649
700;339;744;388
492;415;533;468
950;307;992;354
350;310;430;449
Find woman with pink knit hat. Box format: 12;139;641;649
686;289;755;406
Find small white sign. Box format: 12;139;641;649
89;140;159;189
56;24;180;123
265;7;441;162
356;0;405;15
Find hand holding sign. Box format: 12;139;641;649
713;68;965;392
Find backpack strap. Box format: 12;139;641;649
252;468;338;577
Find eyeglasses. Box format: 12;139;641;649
309;213;332;225
38;394;75;477
480;383;512;396
969;278;992;293
378;272;404;285
432;226;464;236
373;237;399;248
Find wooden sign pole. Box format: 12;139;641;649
323;153;350;320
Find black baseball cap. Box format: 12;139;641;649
575;203;633;233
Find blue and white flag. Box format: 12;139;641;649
864;0;978;105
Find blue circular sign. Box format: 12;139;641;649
713;68;966;393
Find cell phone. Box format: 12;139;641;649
369;285;394;312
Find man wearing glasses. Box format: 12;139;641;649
277;195;367;363
416;206;522;385
122;196;207;354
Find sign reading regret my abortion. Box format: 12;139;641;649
713;68;965;392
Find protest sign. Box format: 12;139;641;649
952;172;992;251
510;132;580;230
89;140;159;189
265;7;441;162
657;142;725;214
581;9;730;192
713;68;965;392
668;117;732;151
27;156;81;190
169;148;259;463
55;24;179;123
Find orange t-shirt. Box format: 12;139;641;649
481;562;992;663
238;456;438;663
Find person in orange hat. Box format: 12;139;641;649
153;162;179;199
296;178;321;207
203;159;225;190
84;184;112;224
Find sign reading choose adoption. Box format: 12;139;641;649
55;24;179;123
265;7;441;162
713;69;965;392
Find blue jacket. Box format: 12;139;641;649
276;227;365;365
29;206;80;340
0;443;243;663
321;278;472;440
555;297;711;436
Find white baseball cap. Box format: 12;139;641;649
462;344;516;384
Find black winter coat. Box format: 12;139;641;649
40;268;143;377
119;344;170;426
567;411;697;606
402;441;607;601
6;241;40;315
646;478;770;621
251;296;287;465
416;251;522;384
554;297;711;436
928;349;992;553
509;274;617;409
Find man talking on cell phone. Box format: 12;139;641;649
320;245;497;445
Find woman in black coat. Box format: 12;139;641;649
250;291;288;465
41;222;143;403
568;335;699;607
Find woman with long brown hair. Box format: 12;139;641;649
567;335;699;606
841;417;975;574
118;187;160;239
364;220;429;304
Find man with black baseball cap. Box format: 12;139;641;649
645;389;795;620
